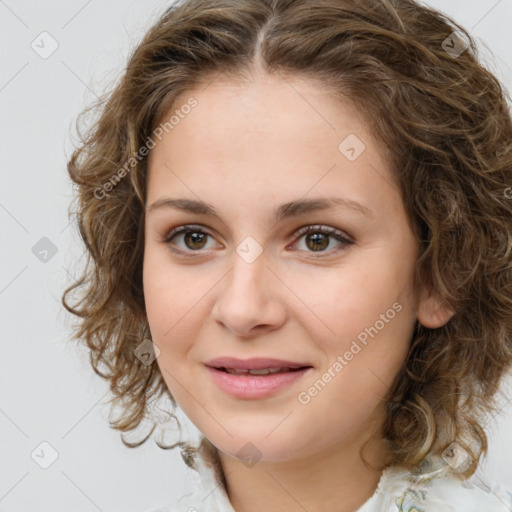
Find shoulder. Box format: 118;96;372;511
143;492;194;512
402;473;511;511
367;462;512;512
144;439;235;512
143;489;204;512
143;483;233;512
142;453;234;512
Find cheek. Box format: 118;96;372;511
143;248;189;359
142;247;213;381
297;264;414;399
300;264;410;344
142;253;196;406
143;258;170;341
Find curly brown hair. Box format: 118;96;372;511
62;0;512;479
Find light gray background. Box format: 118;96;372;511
1;1;511;511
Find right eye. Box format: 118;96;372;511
163;224;221;255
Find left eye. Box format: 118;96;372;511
163;224;353;256
291;225;353;254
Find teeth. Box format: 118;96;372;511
224;368;249;375
224;367;291;376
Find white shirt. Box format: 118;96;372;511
147;449;512;512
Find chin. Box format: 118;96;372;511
202;424;314;464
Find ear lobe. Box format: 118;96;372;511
417;289;456;329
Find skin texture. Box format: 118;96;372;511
143;70;454;512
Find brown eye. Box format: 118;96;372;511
183;231;208;250
164;225;218;254
291;225;353;255
305;232;329;251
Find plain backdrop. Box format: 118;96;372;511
1;1;512;511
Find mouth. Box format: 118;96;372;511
205;356;313;372
204;358;314;399
213;366;312;376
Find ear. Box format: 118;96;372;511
417;288;456;329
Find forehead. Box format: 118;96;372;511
146;73;400;218
150;74;388;166
168;73;369;150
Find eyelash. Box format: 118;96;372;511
162;224;353;257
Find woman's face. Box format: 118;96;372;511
143;72;451;463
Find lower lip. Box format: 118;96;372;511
205;366;312;399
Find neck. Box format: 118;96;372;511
215;434;390;512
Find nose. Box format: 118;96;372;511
212;251;287;338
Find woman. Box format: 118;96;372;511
63;0;512;510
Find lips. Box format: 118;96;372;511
205;357;312;372
222;367;301;376
206;365;312;399
204;357;313;399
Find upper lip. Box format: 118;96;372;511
205;357;312;370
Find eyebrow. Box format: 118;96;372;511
146;196;373;221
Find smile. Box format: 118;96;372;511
205;365;313;399
222;367;302;375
